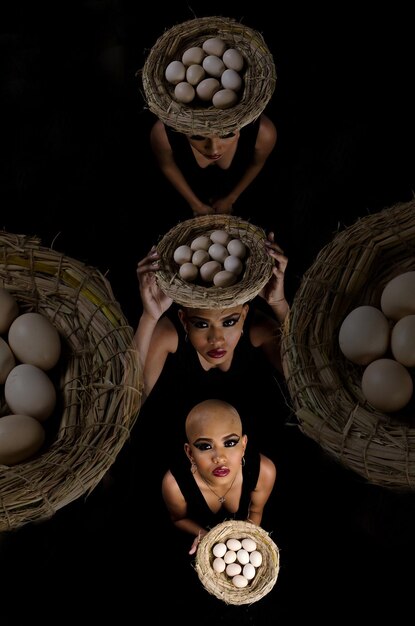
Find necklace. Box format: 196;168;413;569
199;471;238;504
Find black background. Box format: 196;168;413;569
1;2;415;623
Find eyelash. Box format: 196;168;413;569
195;439;239;451
191;318;239;329
190;133;235;141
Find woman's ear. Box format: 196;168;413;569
178;308;188;333
184;442;192;462
241;303;249;322
242;434;248;452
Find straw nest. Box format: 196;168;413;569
281;199;415;489
0;231;142;531
140;15;276;135
156;215;273;309
194;520;280;605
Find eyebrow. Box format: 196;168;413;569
193;433;240;445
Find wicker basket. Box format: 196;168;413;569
156;215;273;308
0;231;142;531
140;16;276;136
281;199;415;489
194;520;280;605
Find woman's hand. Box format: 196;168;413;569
192;203;215;216
211;196;234;214
188;529;207;555
136;247;173;320
258;232;289;317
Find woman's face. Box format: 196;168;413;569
178;304;248;367
187;131;240;161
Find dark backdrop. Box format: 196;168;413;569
0;2;414;623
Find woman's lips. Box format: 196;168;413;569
206;349;226;358
212;467;230;477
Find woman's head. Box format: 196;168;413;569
178;303;249;367
184;399;247;476
186;131;240;161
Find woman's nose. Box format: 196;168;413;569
205;138;219;153
208;328;224;344
213;450;226;463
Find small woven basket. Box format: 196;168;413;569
156;215;273;308
281;199;415;489
0;231;142;531
140;15;276;136
194;520;280;605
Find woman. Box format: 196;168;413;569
162;399;276;554
150;113;277;218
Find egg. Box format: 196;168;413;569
192;249;210;267
212;542;227;558
250;550;263;567
243;563;256;580
241;537;257;552
0;337;15;384
202;55;225;78
212;89;238;109
174;82;195;103
232;574;248;588
200;261;222;282
221;69;243;91
212;557;226;573
224;255;243;275
227;239;247;258
226;538;242;551
179;262;198;282
210;230;231;246
173;245;193;265
190;235;211;251
213;270;238;287
236;549;250;565
223;550;237;564
0;288;19;334
165;60;186;84
338;305;390;365
8;312;61;370
0;414;45;465
202;37;227;57
208;243;229;263
5;363;57;422
196;78;221;101
226;562;242;577
361;358;413;412
391;315;415;367
182;46;205;66
222;48;244;72
186;64;205;86
380;271;415;321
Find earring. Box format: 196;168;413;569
241;456;245;467
185;332;189;343
190;462;197;474
240;329;244;336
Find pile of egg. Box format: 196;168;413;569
0;288;61;465
211;536;262;588
173;229;247;288
338;271;415;413
165;37;244;109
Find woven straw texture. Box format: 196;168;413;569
0;231;142;531
156;215;273;308
195;520;280;605
140;16;276;135
282;199;415;489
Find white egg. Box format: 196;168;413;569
208;243;229;263
226;562;242;577
186;64;205;86
0;337;15;384
202;55;225;78
212;557;226;573
173;245;193;265
243;563;256;580
222;48;244;72
213;270;238;287
210;230;231;246
241;537;257;552
8;312;61;370
212;89;238;109
227;239;247;258
202;37;227;57
192;249;210;267
221;69;242;91
224;255;243;275
0;414;45;465
174;82;195;103
179;262;198;282
200;261;222;282
182;46;205;66
226;538;242;551
190;235;211;251
212;542;227;558
338;305;390;365
380;271;415;321
232;574;248;588
223;550;237;564
0;288;19;334
165;60;186;84
196;78;221;101
250;550;263;567
5;363;57;422
361;358;413;413
236;549;250;565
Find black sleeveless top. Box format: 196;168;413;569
169;445;260;529
165;119;260;206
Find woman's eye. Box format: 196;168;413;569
225;439;239;447
220;132;235;139
193;321;208;329
190;135;205;141
195;443;211;451
223;319;237;327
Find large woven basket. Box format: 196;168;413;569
156;215;274;308
0;231;142;531
140;15;276;136
194;520;280;605
281;199;415;489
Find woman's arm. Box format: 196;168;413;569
150;120;213;216
212;114;277;212
247;454;277;526
162;470;208;554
